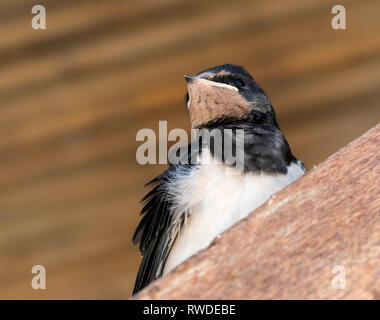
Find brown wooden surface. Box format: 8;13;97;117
135;125;380;300
0;0;380;299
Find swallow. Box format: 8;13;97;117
132;64;306;294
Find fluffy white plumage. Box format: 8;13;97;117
163;149;305;274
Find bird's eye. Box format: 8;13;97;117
234;79;245;87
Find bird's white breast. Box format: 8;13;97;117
163;150;305;274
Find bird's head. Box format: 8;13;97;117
185;64;275;128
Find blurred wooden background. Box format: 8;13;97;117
0;0;379;299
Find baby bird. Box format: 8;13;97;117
132;64;306;294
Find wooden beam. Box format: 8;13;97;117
134;124;380;299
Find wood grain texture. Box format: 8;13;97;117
135;124;380;300
0;0;380;298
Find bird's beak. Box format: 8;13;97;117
184;74;197;83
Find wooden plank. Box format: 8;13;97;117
135;124;380;299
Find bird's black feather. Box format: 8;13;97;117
132;157;194;294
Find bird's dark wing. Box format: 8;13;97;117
132;161;193;294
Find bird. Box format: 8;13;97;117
132;64;306;294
